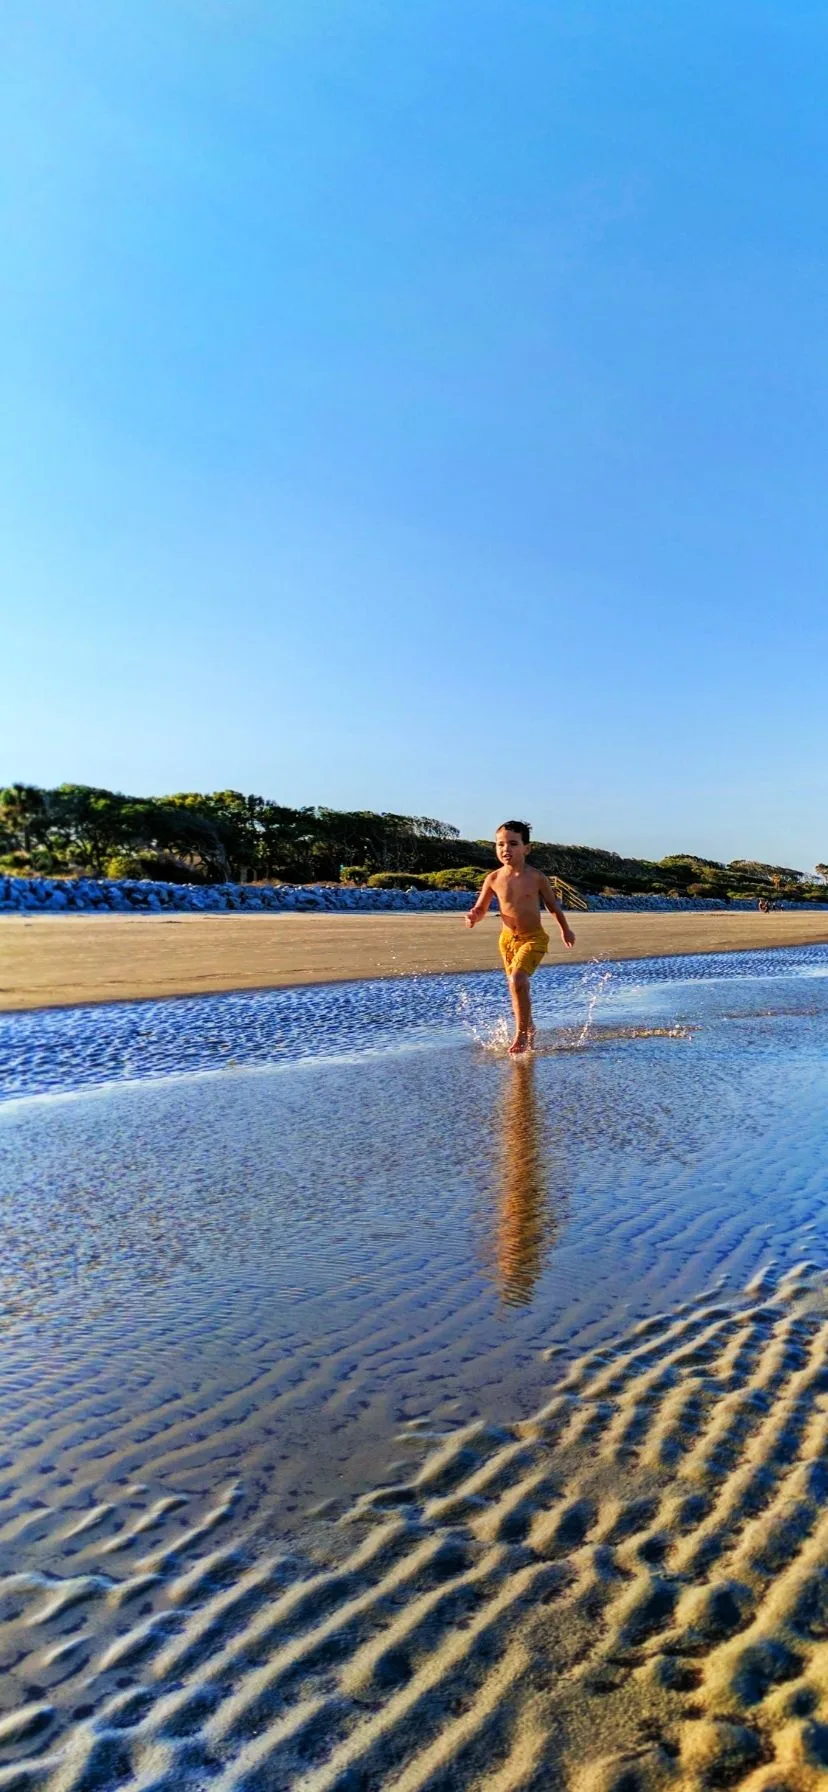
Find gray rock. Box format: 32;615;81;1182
2;874;827;918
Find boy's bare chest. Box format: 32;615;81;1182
495;871;539;908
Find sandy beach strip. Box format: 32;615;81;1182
2;907;828;1011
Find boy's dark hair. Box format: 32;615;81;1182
497;819;531;844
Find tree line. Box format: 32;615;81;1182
0;784;471;883
0;783;824;901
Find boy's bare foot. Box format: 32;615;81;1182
508;1030;530;1055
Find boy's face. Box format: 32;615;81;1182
496;828;526;868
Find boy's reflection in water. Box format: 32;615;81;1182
495;1056;558;1306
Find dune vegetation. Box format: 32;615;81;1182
1;783;825;904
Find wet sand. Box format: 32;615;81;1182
4;951;828;1786
4;907;828;1010
2;1254;827;1789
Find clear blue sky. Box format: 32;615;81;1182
3;1;827;868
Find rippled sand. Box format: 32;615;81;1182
2;948;828;1788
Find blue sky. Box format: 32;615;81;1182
3;1;827;868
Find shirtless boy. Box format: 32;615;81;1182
465;821;575;1054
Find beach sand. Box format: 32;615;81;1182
3;947;828;1787
3;907;828;1010
2;1260;827;1789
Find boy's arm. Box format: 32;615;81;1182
465;872;496;928
538;873;576;947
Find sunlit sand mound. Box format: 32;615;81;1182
2;1262;828;1790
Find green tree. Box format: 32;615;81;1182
121;799;227;877
0;784;47;856
46;785;131;874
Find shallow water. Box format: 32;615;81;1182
3;942;828;1100
4;952;828;1788
2;947;828;1537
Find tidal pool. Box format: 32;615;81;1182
4;950;828;1790
2;947;828;1537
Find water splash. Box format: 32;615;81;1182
457;959;617;1058
454;984;479;1039
577;961;613;1046
455;986;512;1055
480;1016;514;1055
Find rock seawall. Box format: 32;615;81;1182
0;876;477;915
2;876;827;916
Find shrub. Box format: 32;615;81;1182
105;853;146;879
687;882;729;900
427;866;488;890
341;865;372;885
660;854;725;875
366;871;432;890
105;853;204;884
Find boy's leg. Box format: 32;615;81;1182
508;970;533;1053
500;932;523;1047
504;933;546;1053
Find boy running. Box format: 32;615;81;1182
465;821;575;1054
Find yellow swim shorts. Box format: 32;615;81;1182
498;925;549;978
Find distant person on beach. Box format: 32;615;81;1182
465;821;576;1054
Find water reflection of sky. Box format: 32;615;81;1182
1;947;828;1328
3;949;828;1526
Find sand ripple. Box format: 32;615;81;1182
2;955;828;1786
0;1264;827;1788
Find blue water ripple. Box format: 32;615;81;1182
2;944;828;1102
